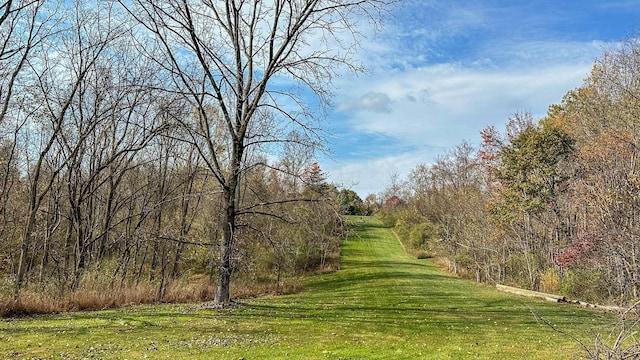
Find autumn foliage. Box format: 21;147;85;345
380;37;640;304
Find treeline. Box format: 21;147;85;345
378;37;640;304
0;1;358;314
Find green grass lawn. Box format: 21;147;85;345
1;217;616;359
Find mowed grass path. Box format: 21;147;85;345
2;218;614;359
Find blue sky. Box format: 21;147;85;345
320;0;640;197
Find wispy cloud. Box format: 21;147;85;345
336;56;597;145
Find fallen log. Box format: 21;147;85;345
496;284;625;312
496;284;567;303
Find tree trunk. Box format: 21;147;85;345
215;140;242;305
15;210;37;297
215;185;236;304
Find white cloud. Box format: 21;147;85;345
337;60;594;145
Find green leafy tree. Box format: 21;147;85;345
337;189;364;215
490;114;575;289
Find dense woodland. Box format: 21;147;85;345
0;0;397;314
377;37;640;305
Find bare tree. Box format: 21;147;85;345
0;1;57;285
280;130;315;194
12;0;164;294
0;0;51;125
120;0;396;305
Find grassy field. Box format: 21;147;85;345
1;217;617;359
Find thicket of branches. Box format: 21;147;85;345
379;36;640;305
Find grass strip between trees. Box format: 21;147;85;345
1;217;616;359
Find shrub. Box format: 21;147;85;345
376;211;398;228
540;268;560;294
560;268;608;303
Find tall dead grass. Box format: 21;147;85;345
0;273;309;317
0;276;217;317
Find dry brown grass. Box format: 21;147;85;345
1;292;67;317
0;278;205;317
0;273;310;317
162;276;216;303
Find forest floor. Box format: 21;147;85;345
0;217;619;359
